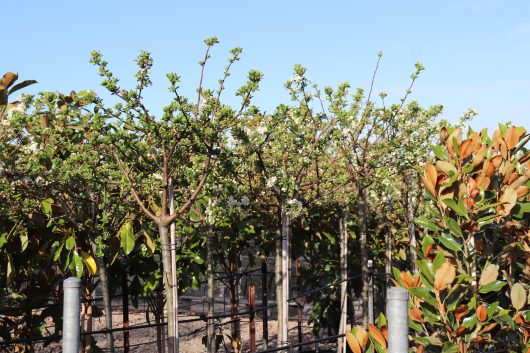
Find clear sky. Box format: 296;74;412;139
4;0;530;132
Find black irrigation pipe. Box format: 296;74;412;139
257;333;344;353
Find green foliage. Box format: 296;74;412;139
404;126;530;352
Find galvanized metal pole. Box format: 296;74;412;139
63;277;81;353
386;287;409;353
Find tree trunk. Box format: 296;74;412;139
357;188;369;328
159;224;176;353
169;182;179;353
207;227;215;353
90;242;115;353
275;213;284;346
280;203;290;345
338;209;348;353
405;173;417;273
385;228;392;280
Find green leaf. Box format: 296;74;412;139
73;251;83;278
189;210;201;223
479;280;506;294
416;216;442;232
433;251;446;272
432;144;448;160
443;198;467;217
416;259;434;283
446;218;463;238
41;198;53;215
53;242;64;261
421;234;435;255
0;233;7;249
191;253;205;265
408;287;437;306
119;222;135;256
65;236;76;251
438;232;461;252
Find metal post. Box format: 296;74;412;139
386;287;409;353
63;277;81;353
249;285;256;352
261;260;268;350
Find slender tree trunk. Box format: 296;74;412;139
229;276;241;346
338;209;348;353
385;228;392;280
280;203;290;346
159;224;175;353
84;288;93;353
405;174;418;273
207;227;215;353
169;181;179;353
90;242;115;353
275;212;284;346
357;188;369;328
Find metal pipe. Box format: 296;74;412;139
63;277;81;353
386;287;409;353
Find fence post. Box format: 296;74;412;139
63;277;81;353
249;285;256;352
386;287;408;353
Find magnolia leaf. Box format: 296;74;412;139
505;126;520;149
119;222;135;255
434;261;456;291
479;264;498;287
409;307;424;322
7;79;37;95
477;304;487;322
73;251;83;278
442;199;467;217
80;251;97;276
345;331;362;353
438;232;461;252
479;280;506;294
368;324;387;348
432;144;448;159
415;216;441;232
499;187;517;214
511;283;527;311
353;326;368;349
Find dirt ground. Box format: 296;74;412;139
31;309;327;353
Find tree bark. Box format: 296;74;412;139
275;212;284;346
169;181;179;353
207;226;215;353
96;256;115;353
405;173;417;273
280;203;290;346
159;224;176;353
357;188;369;328
338;209;348;353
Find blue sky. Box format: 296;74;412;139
5;0;530;132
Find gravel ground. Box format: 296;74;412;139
29;310;325;353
